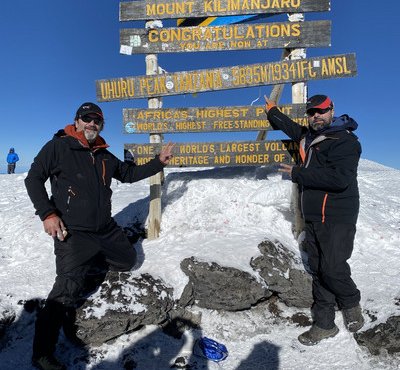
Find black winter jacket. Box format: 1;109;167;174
267;106;361;224
25;127;164;231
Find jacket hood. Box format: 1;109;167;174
329;114;358;132
55;124;109;150
305;114;358;149
309;114;358;136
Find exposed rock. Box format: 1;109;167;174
180;257;271;311
0;310;15;342
250;240;313;308
74;239;313;346
76;272;174;346
354;316;400;355
290;312;312;327
0;297;16;345
160;308;202;339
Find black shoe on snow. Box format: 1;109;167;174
298;324;339;346
32;355;66;370
342;305;365;332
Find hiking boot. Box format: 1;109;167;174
32;355;66;370
64;331;88;348
63;308;88;349
342;305;365;332
298;324;339;346
63;323;87;348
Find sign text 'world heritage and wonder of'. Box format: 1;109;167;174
125;140;300;167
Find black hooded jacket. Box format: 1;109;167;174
267;106;361;224
25;126;164;231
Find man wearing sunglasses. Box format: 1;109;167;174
25;102;174;370
264;95;364;346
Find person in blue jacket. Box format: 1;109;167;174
265;94;364;346
7;147;19;174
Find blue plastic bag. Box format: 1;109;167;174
193;337;228;362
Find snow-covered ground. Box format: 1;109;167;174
0;159;399;369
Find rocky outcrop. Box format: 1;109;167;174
75;239;313;346
179;258;271;311
354;316;400;355
251;240;313;308
76;272;174;345
178;239;312;311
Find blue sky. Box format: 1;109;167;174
1;1;399;172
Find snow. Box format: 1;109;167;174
0;159;399;369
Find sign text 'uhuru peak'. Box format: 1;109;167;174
96;53;356;102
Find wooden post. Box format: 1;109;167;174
146;21;163;240
256;48;289;141
289;13;306;239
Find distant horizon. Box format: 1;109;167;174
2;157;399;177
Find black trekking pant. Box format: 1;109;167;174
32;220;136;358
305;221;361;330
7;163;16;174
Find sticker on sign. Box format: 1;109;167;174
120;45;133;55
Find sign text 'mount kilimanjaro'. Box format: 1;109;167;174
125;140;299;167
120;0;331;21
123;104;307;134
96;53;356;102
120;20;331;54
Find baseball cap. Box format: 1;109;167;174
75;102;103;119
306;95;333;112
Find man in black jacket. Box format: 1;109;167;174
264;95;364;346
25;102;174;370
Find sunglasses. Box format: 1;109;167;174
80;115;104;125
307;107;332;117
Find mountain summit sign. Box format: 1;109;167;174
120;20;331;54
120;0;331;21
96;53;356;101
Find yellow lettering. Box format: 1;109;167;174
202;0;301;14
235;154;270;164
146;2;195;17
214;155;231;165
99;80;135;100
320;57;350;77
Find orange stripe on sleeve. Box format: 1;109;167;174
321;193;328;223
102;160;106;185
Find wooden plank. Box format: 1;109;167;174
120;0;331;21
125;140;299;167
123;104;307;134
96;53;356;102
120;20;331;54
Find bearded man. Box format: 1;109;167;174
25;102;173;369
264;95;364;346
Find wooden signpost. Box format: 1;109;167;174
125;140;299;167
122;104;307;134
97;53;356;101
120;0;331;21
120;20;331;54
98;1;355;238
